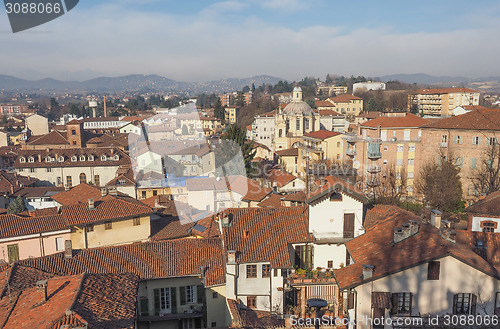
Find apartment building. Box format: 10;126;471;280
419;108;500;201
408;87;480;117
345;113;430;195
327;94;364;116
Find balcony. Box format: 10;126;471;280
367;151;382;160
367;165;381;173
342;133;359;143
366;179;380;187
346;149;356;156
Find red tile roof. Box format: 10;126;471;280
51;183;103;205
25;130;68;146
422;109;500;130
0;213;68;239
19;238;225;286
328;94;362;103
315;100;336;108
306;176;367;204
282;191;306;203
61;194;152;226
412;87;478;95
304;130;341;140
11;186;65;198
465;191;500;215
150;216;195;241
241;180;273;202
0;171;38;195
219;207;312;267
362;113;430;128
257;194;284;207
266;169;297;187
276;147;298;157
317;109;342;116
364;204;399;229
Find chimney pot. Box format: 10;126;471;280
227;250;237;264
362;264;374;280
36;280;48;302
88;198;95;210
431;209;442;229
64;240;73;259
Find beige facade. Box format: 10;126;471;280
408;88;480;117
25;114;49;135
327;95;364;116
71;214;151;249
225;106;239;124
354;255;500;329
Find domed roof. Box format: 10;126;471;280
283;101;314;115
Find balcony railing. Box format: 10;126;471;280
342;133;359;143
367;165;381;173
346;149;356;156
367;151;382;159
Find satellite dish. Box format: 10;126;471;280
353;161;361;169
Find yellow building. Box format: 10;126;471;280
224;106;239;124
326;94;364;116
408;87;480;117
302;130;345;163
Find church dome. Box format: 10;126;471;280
283;87;313;115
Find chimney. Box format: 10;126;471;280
108;187;118;195
440;227;457;243
64;240;73;259
394;227;405;243
362;264;374;280
103;95;107;118
64;184;70;191
431;209;442;229
88;198;95;210
154;197;160;208
227;250;237;264
393;221;419;244
36;280;48;303
101;188;108;196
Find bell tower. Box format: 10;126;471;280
66;119;83;148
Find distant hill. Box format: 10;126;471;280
0;74;284;94
380;73;471;85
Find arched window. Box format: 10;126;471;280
28;156;34;163
19;157;26;163
79;155;86;161
279;129;283;138
71;156;77;162
88;155;94;161
101;155;107;161
79;173;87;184
72;129;76;135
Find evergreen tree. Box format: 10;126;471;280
8;196;27;214
216;124;256;177
214;98;225;120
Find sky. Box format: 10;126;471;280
1;0;500;82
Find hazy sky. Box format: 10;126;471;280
1;0;500;82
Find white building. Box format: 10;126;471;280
353;81;386;93
465;191;500;233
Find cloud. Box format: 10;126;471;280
0;2;500;82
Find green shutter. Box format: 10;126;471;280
140;298;149;316
153;288;160;316
471;158;477;169
391;293;398;315
180;286;186;305
171;287;177;314
478;137;481;145
7;244;19;263
197;285;205;304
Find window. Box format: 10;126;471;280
66;176;72;187
133;217;141;226
71;155;77;162
262;264;271;278
427;261;440;280
343;213;355;238
246;265;257;278
247;296;257;309
409;145;415;152
391;293;412;316
72;141;77;146
19;157;25;163
482;222;496;233
141;191;146;199
455;157;463;168
397;145;404;152
105;221;112;230
212;292;218;299
28;156;34;163
408;159;415;166
94;175;100;186
79;155;85;161
7;244;19;262
79;173;86;184
384;146;388;151
88;155;94;161
453;293;477;315
72;129;76;135
472;136;480;145
86;224;94;232
471;158;477;169
488;137;498;145
408;172;414;179
327;260;333;268
455;136;462;144
185;285;197;304
55;237;64;251
441;135;447;143
396;159;403;166
211;322;217;328
101;155;107;161
29;168;35;173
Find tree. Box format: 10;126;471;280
8;196;27;214
235;92;245;108
217;124;256;177
374;164;407;204
470;144;500;197
214;98;225;121
416;152;463;213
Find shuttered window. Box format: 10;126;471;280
391;292;412;316
427;261;440;280
453;293;477;315
343;213;355;238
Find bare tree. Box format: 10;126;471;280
470;144;500;198
415;151;463;213
374;164;407;204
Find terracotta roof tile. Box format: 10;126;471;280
26;130;68;146
304;130;341;140
422;109;500;130
306;176;367;204
465;191;500;214
328;94;362;103
266;169;297;187
0;214;68;239
257;194;284;207
276;147;298;157
51;183;103;205
362;113;430;128
19;239;225;286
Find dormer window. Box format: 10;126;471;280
58;156;64;162
101;155;107;161
79;155;86;161
45;156;52;163
113;154;119;161
28;156;34;163
71;155;77;162
19;157;26;163
88;155;94;161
